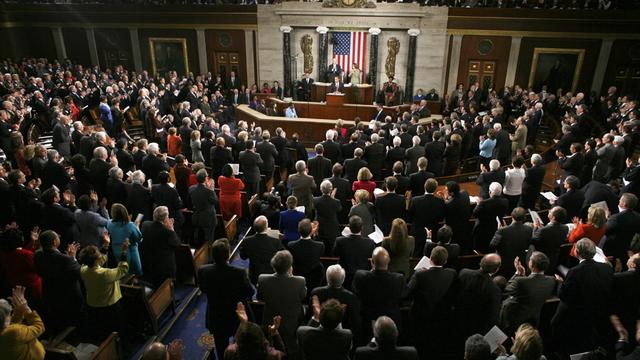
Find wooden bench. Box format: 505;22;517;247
120;278;175;334
90;332;122;360
175;242;209;286
215;214;239;242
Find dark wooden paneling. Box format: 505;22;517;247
0;27;56;60
205;30;247;86
138;29;198;77
514;37;602;93
63;27;90;65
94;28;133;69
602;39;640;96
457;35;511;91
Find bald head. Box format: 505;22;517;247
142;342;168;360
371;247;390;270
253;215;268;233
480;253;501;275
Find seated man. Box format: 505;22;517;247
297;296;352;360
354;316;418;360
285;102;298;118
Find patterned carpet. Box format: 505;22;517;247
161;291;214;360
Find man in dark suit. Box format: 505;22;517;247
297;297;352;360
455;254;502;339
386;138;405;176
34;230;83;334
476;159;505;200
311;264;363;344
39;188;76;250
344;147;368;183
308;144;333;194
141;143;170;184
406;246;457;359
227;71;241;90
329;75;345;94
199;239;254;360
352;247;406;339
353;317;418;360
602;193;640;263
363;134;386;181
141;206;181;288
321;130;342;164
612;254;640;348
189;169;218;247
239;216;285;284
314;180;343;256
256;130;279;186
472;182;509;254
210;137;234;180
239;140;263;197
409;178;445;256
127;170;153;222
391;162;411;196
409;157;434;197
151;171;184;230
425;132;445;177
581;180;619;217
444;181;471;247
326;164;352;224
42;150;71;192
501;252;557;336
555;176;585;220
288;219;325;291
376;177;407;236
520;154;546;210
551;239;613;355
327;58;342;82
52;115;72;159
298;73;314;101
493;123;512;166
531;206;568;274
88;147;113;198
490;207;532;277
405;136;425;175
334;215;376;288
372;104;386;123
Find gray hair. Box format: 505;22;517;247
254;215;268;233
95;132;107;143
47;149;59;161
393;136;401;147
465;334;491;360
109;166;123;180
270;250;293;275
325;129;335;141
326;264;345;288
153;206;169;222
295;160;306;173
489;182;503;197
412;135;421;146
93;146;107;160
493;123;502;131
148;143;160;155
354;147;364;157
531;153;542;165
320;179;333;195
371;133;379;143
131;170;146;185
489;159;500;171
0;299;11;330
575;238;596;260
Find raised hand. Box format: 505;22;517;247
514;256;526;276
235;302;248;323
269;315;282;336
311;295;321;321
66;242;80;258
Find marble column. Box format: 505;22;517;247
196;29;208;76
446;35;463;95
591;39;614;93
86;28;99;67
368;27;381;96
245;30;256;86
51;27;67;61
316;26;329;82
280;26;293;98
404;29;420;103
129;28;143;73
505;36;522;87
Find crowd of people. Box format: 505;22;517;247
0;55;639;360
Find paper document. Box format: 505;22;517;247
469;196;480;204
496;216;502;228
155;127;164;133
414;256;433;271
373;188;385;197
135;213;144;224
570;352;591;360
529;210;544;226
341;227;352;237
541;192;558;202
594;247;608;264
484;325;508;353
389;128;399;137
623;178;630;186
295;206;305;213
590;201;609;213
368;225;384;244
229;163;240;175
147;179;152;189
565;223;576;234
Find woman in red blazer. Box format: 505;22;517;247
218;164;245;221
0;227;42;306
568;206;607;258
352;167;377;201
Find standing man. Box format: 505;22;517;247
239;140;264;197
141;206;181;288
52;115;72;159
256;130;279;188
327;58;342;82
189;169;218;247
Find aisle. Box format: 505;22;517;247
161;291;214;360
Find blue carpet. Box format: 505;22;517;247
162;291;213;360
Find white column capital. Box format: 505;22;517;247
407;29;421;37
316;26;329;34
368;27;381;36
279;26;293;33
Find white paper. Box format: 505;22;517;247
590;201;609;213
469;196;480;204
541;191;558;202
73;343;99;360
373;188;385;197
624;178;631;186
295;206;305;213
389;128;399;137
570;352;591;360
529;210;544;226
341;227;352;237
414;256;433;271
147;179;152;188
565;223;576;234
594;247;607;264
126;171;133;178
155;127;164;133
368;225;384;244
496;216;502;228
135;213;144;224
229;163;240;175
484;325;508;353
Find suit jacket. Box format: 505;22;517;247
88;158;112;197
501;273;556;333
521;164;546;207
476;170;506;200
593;143;616;182
288;173;316;211
198;262;253;335
613;270;640;333
52;122;71;157
456;269;502;336
210;146;233;180
408;170;434;197
386;146;405;171
314;195;342;253
445;192;472;244
141;154;169;184
140;220;180;287
602;209;640;261
127;183;153;221
559;153;584;179
297;319;352;360
354;345;418;360
472;196;509;253
257;273;307;354
42;160;71;192
239;233;285;283
308;155;332;191
189;183;218;228
352;269;406;328
582;180;619;217
494;129;512;164
407;267;457;324
363;143;386;179
334;234;376;282
556;189;585;220
151;183;183;223
344;157;368;182
321;140;342;164
532;222;569;274
405;146;425;175
490;222;533;276
425;141;445;176
287;238;325;277
256;141;278;173
349;202;376;237
239;150;263;183
409;193;445;246
375;192;407;235
311;285;362;341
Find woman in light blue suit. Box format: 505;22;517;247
107;203;143;275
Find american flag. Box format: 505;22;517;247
332;31;367;83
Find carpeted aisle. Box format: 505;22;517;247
161;291;214;360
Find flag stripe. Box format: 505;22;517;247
332;31;367;84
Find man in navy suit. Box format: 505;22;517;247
409;178;445;255
330;75;345;94
602;193;640;263
288;219;325;291
375;177;407;235
327;58;342;82
354;316;418;360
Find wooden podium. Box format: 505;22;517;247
326;93;345;107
